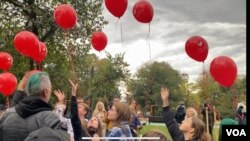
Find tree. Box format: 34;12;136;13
127;61;186;112
195;71;246;118
0;0;132;107
0;0;106;74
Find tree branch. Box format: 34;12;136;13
3;0;31;17
40;23;58;41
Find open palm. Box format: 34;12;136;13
161;87;169;101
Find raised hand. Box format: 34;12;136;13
69;79;78;96
161;86;169;107
53;89;65;104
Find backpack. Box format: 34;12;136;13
24;127;70;141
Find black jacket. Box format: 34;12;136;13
71;96;91;141
163;106;185;141
163;106;199;141
0;96;62;141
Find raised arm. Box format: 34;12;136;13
161;86;185;141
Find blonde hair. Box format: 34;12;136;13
185;107;198;118
93;101;106;116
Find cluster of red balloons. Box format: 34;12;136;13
185;36;237;87
104;0;154;23
14;31;48;63
0;52;17;96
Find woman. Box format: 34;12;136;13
69;80;103;141
93;101;107;136
161;86;211;141
185;107;198;119
106;102;134;141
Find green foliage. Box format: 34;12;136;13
139;125;172;141
128;61;186;112
195;72;246;118
0;0;130;108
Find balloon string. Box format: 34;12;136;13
147;23;151;61
120;21;124;50
146;22;151;40
6;96;9;109
202;62;206;75
115;18;120;31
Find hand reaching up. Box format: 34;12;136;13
161;86;169;107
69;79;78;96
53;89;65;104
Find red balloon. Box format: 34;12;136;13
0;52;13;71
133;0;154;23
105;0;128;18
210;56;237;87
91;31;108;52
14;31;40;57
54;4;78;29
185;36;209;62
0;72;17;96
31;41;48;63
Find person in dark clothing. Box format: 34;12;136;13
175;104;186;124
161;86;211;141
0;72;63;141
69;80;103;141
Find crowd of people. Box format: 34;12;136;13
0;70;247;141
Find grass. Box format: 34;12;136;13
138;123;219;141
138;124;173;141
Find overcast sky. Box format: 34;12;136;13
90;0;246;82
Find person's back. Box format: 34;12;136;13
24;127;70;141
0;72;62;141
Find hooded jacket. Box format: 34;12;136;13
0;96;61;141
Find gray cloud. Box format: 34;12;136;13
102;0;246;82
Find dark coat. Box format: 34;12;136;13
0;96;62;141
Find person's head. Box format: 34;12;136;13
85;99;91;106
142;131;169;141
179;116;211;141
25;72;52;102
78;102;89;118
77;97;84;104
137;111;143;118
87;116;103;137
130;100;137;108
129;104;136;114
107;102;131;125
18;70;41;91
96;101;105;112
112;97;120;104
185;107;197;119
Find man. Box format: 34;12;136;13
0;72;64;141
